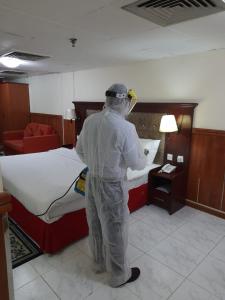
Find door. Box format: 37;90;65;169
198;133;225;210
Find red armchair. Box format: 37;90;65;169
3;123;60;155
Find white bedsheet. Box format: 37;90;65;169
0;148;159;223
0;148;86;222
127;164;160;190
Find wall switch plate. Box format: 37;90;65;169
177;155;184;163
167;153;173;161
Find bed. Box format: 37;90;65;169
0;147;161;221
0;147;160;253
0;101;196;253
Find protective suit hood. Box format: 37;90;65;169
105;83;137;117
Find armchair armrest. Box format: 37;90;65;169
3;130;24;140
23;134;60;153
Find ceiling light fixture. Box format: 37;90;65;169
0;56;22;68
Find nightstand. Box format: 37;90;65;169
148;166;186;214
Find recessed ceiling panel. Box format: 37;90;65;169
4;51;50;61
0;69;27;76
122;0;225;26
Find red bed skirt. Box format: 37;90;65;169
9;183;148;253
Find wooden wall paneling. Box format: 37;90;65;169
30;113;63;145
187;128;225;215
198;133;225;209
0;83;30;143
0;84;11;134
186;133;207;202
63;119;75;145
222;172;225;212
0;84;9;141
8;83;30;130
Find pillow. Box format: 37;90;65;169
139;138;160;165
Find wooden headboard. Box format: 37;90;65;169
73;101;197;170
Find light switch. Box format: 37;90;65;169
177;155;184;163
167;153;173;161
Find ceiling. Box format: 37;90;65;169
1;0;225;77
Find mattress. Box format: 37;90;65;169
0;148;159;223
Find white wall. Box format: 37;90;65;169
28;72;74;116
28;50;225;130
29;74;62;114
61;72;74;115
75;50;225;130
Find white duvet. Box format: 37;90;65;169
0;148;86;221
0;148;159;223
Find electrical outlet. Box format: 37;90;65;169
167;153;173;161
177;155;184;163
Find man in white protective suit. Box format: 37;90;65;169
76;83;147;287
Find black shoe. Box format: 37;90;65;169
118;267;140;287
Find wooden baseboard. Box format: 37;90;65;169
186;199;225;220
192;128;225;136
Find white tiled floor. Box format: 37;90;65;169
13;205;225;300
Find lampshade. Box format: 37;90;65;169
64;108;76;120
159;115;178;133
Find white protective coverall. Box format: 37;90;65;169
76;85;146;287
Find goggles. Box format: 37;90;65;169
105;88;138;113
105;89;137;101
105;90;127;99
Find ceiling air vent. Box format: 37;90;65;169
4;51;50;61
122;0;225;26
0;70;27;76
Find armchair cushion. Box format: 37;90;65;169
3;122;60;155
24;123;55;137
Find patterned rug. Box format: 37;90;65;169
9;219;42;269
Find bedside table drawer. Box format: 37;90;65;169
150;196;168;210
150;189;171;209
151;189;171;200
